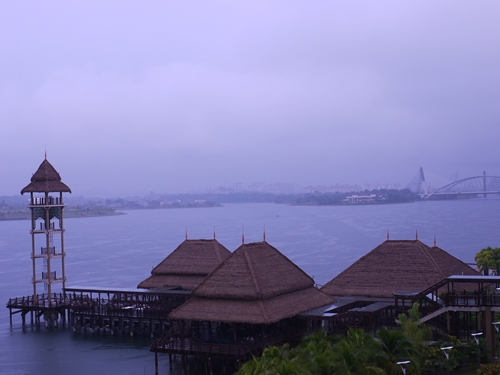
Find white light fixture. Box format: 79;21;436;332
441;346;453;360
397;360;410;375
493;322;500;333
472;332;483;345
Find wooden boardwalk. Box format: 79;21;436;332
7;286;190;336
151;330;286;361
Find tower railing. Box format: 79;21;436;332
30;197;63;205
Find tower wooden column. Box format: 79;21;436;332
21;156;71;306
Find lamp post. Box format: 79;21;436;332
472;332;483;367
397;360;410;375
493;322;500;363
440;346;453;375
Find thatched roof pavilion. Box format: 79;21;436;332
168;241;335;324
321;239;480;298
21;157;71;194
138;239;231;291
150;241;335;367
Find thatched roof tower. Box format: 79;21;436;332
321;239;480;298
21;157;71;194
20;156;71;307
168;241;335;324
138;239;231;290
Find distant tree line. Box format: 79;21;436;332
275;189;418;205
0;189;418;211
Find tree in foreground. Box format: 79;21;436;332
374;328;417;375
294;329;335;375
237;303;486;375
330;327;385;375
397;302;431;373
237;343;300;375
475;246;500;275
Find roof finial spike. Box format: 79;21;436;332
415;228;418;240
263;224;266;242
214;226;216;240
434;235;437;247
242;226;245;244
185;227;188;240
387;230;390;240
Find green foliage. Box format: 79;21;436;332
237;328;388;375
478;364;500;375
295;329;335;375
330;327;384;375
374;328;417;375
237;343;301;375
398;303;432;346
420;336;471;374
475;247;500;275
236;319;484;375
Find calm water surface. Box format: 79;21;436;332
1;200;500;374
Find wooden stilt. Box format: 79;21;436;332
155;352;158;375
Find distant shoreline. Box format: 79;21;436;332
0;210;126;221
0;204;224;221
289;201;416;207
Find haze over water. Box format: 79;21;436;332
1;200;499;374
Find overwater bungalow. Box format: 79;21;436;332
321;238;480;299
150;241;335;372
312;238;500;361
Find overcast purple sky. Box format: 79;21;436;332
1;1;499;196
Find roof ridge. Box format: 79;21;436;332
213;240;223;263
257;300;270;321
243;245;262;298
418;240;446;278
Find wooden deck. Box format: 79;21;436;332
150;330;287;361
6;287;191;335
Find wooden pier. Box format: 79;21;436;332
7;286;190;337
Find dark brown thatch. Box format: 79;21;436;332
168;241;335;324
21;158;71;194
137;239;231;290
321;239;480;298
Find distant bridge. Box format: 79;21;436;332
406;168;500;200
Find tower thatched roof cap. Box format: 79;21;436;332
21;158;71;194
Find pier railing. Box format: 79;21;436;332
7;291;183;319
150;331;286;359
7;293;66;309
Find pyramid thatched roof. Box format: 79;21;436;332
168;241;335;324
21;158;71;194
137;239;231;290
321;239;480;298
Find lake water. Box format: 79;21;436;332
1;200;500;374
